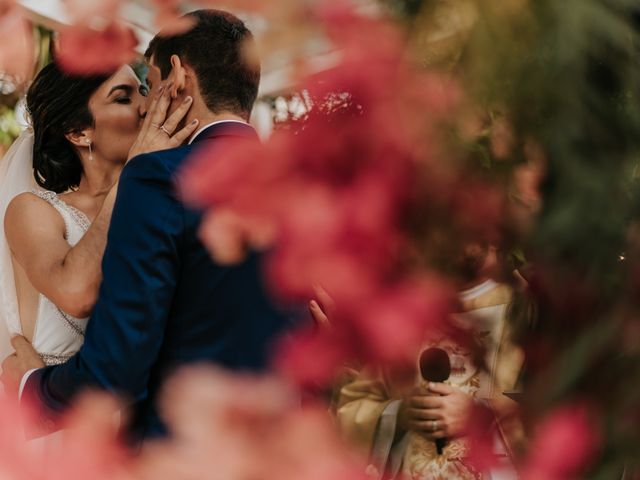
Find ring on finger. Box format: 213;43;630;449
151;122;161;129
160;125;171;136
431;420;438;432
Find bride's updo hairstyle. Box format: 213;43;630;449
27;62;110;193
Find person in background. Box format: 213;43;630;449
334;244;525;480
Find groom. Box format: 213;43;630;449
2;10;291;440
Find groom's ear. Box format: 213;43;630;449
168;54;187;99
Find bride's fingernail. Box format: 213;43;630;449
184;96;193;104
158;85;164;94
191;119;199;125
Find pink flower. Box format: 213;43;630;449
346;276;456;365
0;4;35;85
0;392;39;479
48;392;132;480
0;390;130;480
63;0;122;26
274;327;348;387
198;205;280;266
137;366;368;480
178;11;467;380
150;0;195;34
274;275;456;387
521;404;600;480
56;22;138;75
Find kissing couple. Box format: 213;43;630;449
0;9;291;443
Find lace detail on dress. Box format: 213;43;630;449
28;189;91;365
31;189;91;234
55;307;86;339
39;351;74;366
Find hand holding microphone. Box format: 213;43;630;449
398;347;474;455
419;348;451;455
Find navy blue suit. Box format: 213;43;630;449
23;122;291;440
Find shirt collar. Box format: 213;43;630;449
188;120;251;145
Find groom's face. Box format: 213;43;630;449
144;60;163;109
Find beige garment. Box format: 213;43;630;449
336;280;524;479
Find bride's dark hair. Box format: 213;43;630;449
27;62;110;193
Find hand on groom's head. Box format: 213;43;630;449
1;336;44;393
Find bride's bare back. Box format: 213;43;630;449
11;259;39;342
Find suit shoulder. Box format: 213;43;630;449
125;145;195;179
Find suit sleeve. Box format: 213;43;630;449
22;153;183;420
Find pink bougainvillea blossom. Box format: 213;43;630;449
274;275;456;387
521;404;600;480
1;367;369;480
54;0;139;76
136;366;368;480
46;392;132;480
0;390;130;480
179;12;484;384
149;0;195;34
63;0;122;27
56;22;138;75
0;4;35;85
0;392;40;479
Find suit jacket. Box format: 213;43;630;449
23;122;292;441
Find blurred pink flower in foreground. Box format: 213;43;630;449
0;392;38;479
57;0;139;75
0;391;130;480
521;404;600;480
63;0;122;26
150;0;196;34
1;367;367;480
0;2;35;85
180;11;466;384
136;366;368;480
275;276;456;387
57;22;138;75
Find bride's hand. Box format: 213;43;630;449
127;82;200;161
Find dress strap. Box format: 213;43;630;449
31;189;91;236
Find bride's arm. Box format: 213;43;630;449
4;86;198;321
4;189;117;319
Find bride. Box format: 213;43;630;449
0;61;197;389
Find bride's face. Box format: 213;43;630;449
86;65;147;164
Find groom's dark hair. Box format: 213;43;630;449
145;9;260;118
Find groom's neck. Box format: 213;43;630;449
184;101;248;133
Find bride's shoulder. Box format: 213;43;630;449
5;191;65;233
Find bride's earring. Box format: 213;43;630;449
86;138;93;161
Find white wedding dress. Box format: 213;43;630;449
27;190;90;365
0;132;105;454
0;131;89;383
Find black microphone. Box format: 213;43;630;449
418;347;451;455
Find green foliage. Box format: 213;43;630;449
458;0;640;475
0;105;22;148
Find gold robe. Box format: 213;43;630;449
336;280;525;479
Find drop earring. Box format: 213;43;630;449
86;138;93;161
